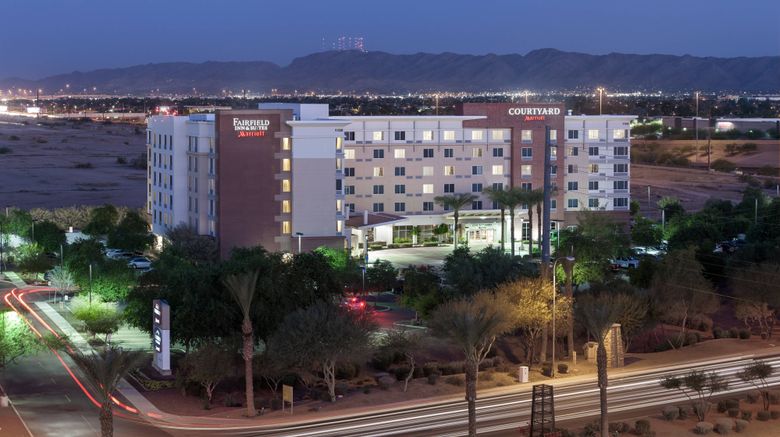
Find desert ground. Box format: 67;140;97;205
0;114;147;210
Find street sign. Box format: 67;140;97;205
152;299;171;375
282;384;293;414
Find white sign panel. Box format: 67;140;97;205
152;299;171;375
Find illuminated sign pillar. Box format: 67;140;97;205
152;299;171;375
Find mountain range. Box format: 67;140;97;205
2;49;778;95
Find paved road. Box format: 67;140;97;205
368;242;501;268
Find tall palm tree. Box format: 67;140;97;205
434;193;476;250
502;188;525;257
483;187;508;252
576;293;626;437
223;270;260;417
529;188;547;256
69;347;147;437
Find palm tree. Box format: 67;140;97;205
529;188;548;256
223;270;260;417
501;188;525;257
483;187;508;252
69;347;147;437
576;293;626;437
434;193;476;250
429;292;513;437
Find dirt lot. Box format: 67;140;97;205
632;139;780;170
0;114;147;210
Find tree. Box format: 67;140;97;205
400;265;441;320
484;187;508;252
443;246;526;298
106;211;152;252
69;347;147;437
83;205;119;236
88;260;137;302
0;311;42;368
165;224;218;265
731;263;780;338
222;270;260;417
428;291;513;437
660;370;728;421
529;188;546;256
254;346;287;399
31;220;66;253
5;208;33;240
631;216;663;247
434;193;476;250
657;196;685;223
15;243;52;275
366;259;397;292
588;281;652;353
576;293;627;437
49;266;75;301
558;211;631;287
180;341;233;409
738;361;774;411
268;301;374;402
651;247;718;346
72;303;122;344
379;330;422;392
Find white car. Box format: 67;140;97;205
127;256;152;269
106;249;134;260
611;257;640;269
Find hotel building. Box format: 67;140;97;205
146;103;634;257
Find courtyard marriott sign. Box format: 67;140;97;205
507;107;561;121
233;118;271;138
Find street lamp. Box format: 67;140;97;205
694;91;700;162
551;256;575;378
294;232;304;254
597;87;605;115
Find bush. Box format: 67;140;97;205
608;422;630;433
718;399;740;413
223;393;241;407
738;329;751;340
0;146;11;154
771;410;780;420
634;419;651;435
427;373;439;385
541;366;552;377
734;419;747;432
695;422;714;434
558;363;569;374
713;327;725;339
728;327;739;338
694;402;712;420
270;397;282;410
423;362;440;377
481;371;494;381
746;391;759;403
440;361;464;376
362;387;371;394
711;159;737;173
445;375;465;386
376;375;395;390
74;162;94;169
116;156;127;165
393;366;411;381
715;418;733;434
662;406;680;420
756;410;771;421
727;408;740;418
8;135;20;140
740;410;752;421
678;405;689;419
336;362;361;379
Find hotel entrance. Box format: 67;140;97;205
467;227;495;243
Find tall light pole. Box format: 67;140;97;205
551;256;575;378
295;232;304;254
88;263;93;306
597;87;604;115
694;91;700;164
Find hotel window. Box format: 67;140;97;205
444;148;454;158
372;131;384;141
282;158;291;172
472;201;483;210
423;148;434;158
394;184;406;194
443;165;455;176
444;183;455;193
521;165;532;177
282;200;291;213
551;199;557;211
336;199;343;212
472;165;483;175
613;129;627;140
394;131;406;141
614;198;629;207
614;146;628;156
282;138;290;150
423;201;434;211
614;180;628;190
549;129;558;142
344;185;355;195
521;130;533;142
567;199;578;209
587;129;600;140
614;163;628;174
423;183;434;194
422;130;434;141
589;198;599;208
336;179;342;191
394;202;406;212
336;137;342;150
471;130;483;141
423;166;434;176
394;166;406;176
346;203;355;213
471;183;483;193
394;148;406;159
492;182;504;191
550;165;557;175
567;130;579;139
521;182;532;191
589;181;599;190
472;148;483;158
550;146;557;160
344;149;355;159
373;167;384;177
492;165;503;175
492;147;504;157
373;185;384;195
337;220;343;233
344;131;355;141
373;203;384;212
567;181;578;191
373;149;384;159
282;221;291;234
282;179;291;192
344;167;355;177
588;146;599;156
491;130;504;141
521;147;532;159
568;164;577;174
569;146;579;156
589;164;599;173
443;130;455;141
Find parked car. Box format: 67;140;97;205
127;256;152;269
341;296;366;311
610;257;640;269
106;249;134;260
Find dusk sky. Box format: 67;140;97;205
2;0;778;79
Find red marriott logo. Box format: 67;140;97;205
233;118;270;138
237;131;266;138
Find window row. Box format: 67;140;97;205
344;147;504;160
345;129;507;142
567;129;629;140
343;165;505;177
566;180;630;191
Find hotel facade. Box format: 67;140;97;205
146;103;634;257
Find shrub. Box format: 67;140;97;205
695;422;714;434
713;327;725;339
116;156;127;165
376;375;395;390
738;329;751;340
74;162;94;169
422;362;440;377
608;422;630;433
362;387;371;394
336;362;361;379
445;375;465;386
634;419;651;435
270;397;282;410
481;371;494;381
678;405;689;419
478;357;495;371
714;418;732;434
711;159;737;173
740;410;752;421
440;361;464;376
223;393;241;407
334;382;350;396
771;410;780;420
734;419;747;432
756;411;771;421
393;366;410;381
718;399;740;413
727;408;740;418
558;363;569;374
662;406;680;420
746;391;759;403
8;135;20;140
0;146;11;154
728;327;739;338
694;402;712;420
427;373;439;385
541;366;552;377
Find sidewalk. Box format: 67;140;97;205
1;272;26;288
0;384;33;437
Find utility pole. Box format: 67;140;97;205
542;126;552;263
89;264;93;306
755;198;758;225
694;91;700;165
597;87;604;115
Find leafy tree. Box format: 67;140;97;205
731;263;780;338
442;246;527;298
631;216;662;247
627;255;658;289
588;281;651;353
400;265;441;319
65;238;105;282
268;301;374;402
106;211;152;252
83;205;119;236
0;311;42;368
651;247;718;346
576;293;627;437
88;260;137;302
660;370;728;421
429;291;513;437
738;361;774;411
434;193;476;249
5;208;33;239
558;211;630;287
31;220;66;253
223;270;260;417
69;347;147;437
379;330;422;392
73;304;121;343
657;196;685;223
179;341;233;409
15;243;52;275
254;346;287;399
165;224;218;265
367;259;397;292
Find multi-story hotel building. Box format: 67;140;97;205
146;103;634;257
